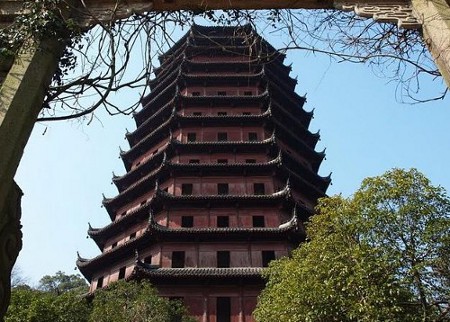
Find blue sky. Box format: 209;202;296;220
14;25;450;285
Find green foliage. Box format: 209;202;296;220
6;273;194;322
51;291;92;322
90;280;194;322
38;271;88;295
255;168;450;322
0;0;82;84
1;0;81;45
5;287;90;322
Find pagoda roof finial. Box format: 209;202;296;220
276;149;283;163
102;193;112;204
286;177;292;194
265;103;272;116
270;129;276;141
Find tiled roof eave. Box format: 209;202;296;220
180;70;264;80
157;186;290;202
127;99;175;144
182;91;269;101
105;163;166;207
183;57;291;74
114;137;276;189
149;225;299;236
88;202;151;240
114;146;169;187
173;136;275;147
138;78;178;119
280;151;331;188
133;265;265;279
121;115;174;161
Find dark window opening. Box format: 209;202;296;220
218;132;228;141
218;183;229;195
193;112;202;116
217;297;231;322
242;112;251;115
218;112;227;116
136;161;141;167
217;251;230;268
217;159;228;164
140;200;146;206
217;216;229;228
120;211;126;217
96;276;103;289
245;159;256;163
169;297;184;302
187;133;197;142
163;187;169;193
254;183;265;195
144;255;152;264
172;251;185;268
118;266;126;280
244;91;253;96
189;159;200;164
253;216;265;227
262;251;276;267
218;91;226;96
192;91;200;96
111;242;117;249
129;232;136;240
181;184;193;195
181;216;194;228
152;149;158;155
248;132;258;141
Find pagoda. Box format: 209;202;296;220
77;24;330;321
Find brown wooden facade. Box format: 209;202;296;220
77;24;330;322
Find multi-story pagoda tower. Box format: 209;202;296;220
77;24;330;321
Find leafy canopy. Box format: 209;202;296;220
6;272;193;322
5;287;91;322
38;270;88;295
255;168;450;322
90;280;195;322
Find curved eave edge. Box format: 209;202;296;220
76;226;288;281
88;182;304;239
131;265;265;280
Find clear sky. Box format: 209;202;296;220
13;23;450;285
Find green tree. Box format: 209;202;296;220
6;271;91;322
38;271;88;295
6;272;193;322
89;280;194;322
5;287;90;322
255;168;450;322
